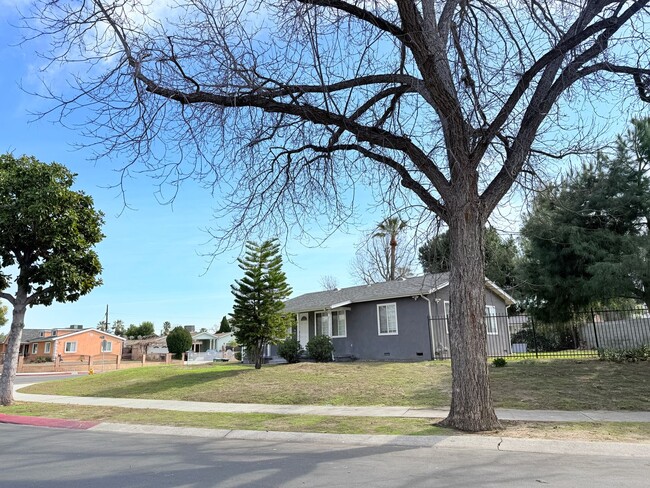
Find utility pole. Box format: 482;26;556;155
104;305;109;332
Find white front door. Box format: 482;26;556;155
298;313;309;349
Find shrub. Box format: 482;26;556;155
598;345;650;363
277;337;302;364
510;324;576;352
492;357;507;367
306;335;334;362
166;326;193;359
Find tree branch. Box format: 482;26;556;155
0;292;15;306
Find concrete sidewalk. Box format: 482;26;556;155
13;386;650;423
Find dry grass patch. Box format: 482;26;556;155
24;361;452;407
22;359;650;411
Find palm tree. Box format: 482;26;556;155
373;217;408;281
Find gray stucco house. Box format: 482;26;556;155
283;273;515;361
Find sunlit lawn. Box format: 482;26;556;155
22;359;650;411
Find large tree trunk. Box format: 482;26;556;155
0;292;27;406
439;196;500;432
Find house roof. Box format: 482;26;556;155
284;273;515;313
29;328;126;343
2;329;49;344
191;331;220;340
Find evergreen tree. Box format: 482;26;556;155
218;316;231;333
111;319;125;337
520;118;650;320
161;321;172;336
419;227;520;296
231;240;292;369
166;326;192;359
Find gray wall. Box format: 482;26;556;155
428;287;511;359
300;296;433;360
295;286;511;361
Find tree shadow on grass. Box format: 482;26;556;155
82;366;254;400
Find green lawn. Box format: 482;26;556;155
22;359;650;411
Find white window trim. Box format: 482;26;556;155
315;311;331;336
330;310;347;338
31;343;38;354
443;301;450;334
101;341;112;353
377;303;399;336
486;305;498;335
64;341;77;353
44;342;51;354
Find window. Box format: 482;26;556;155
44;342;51;354
31;343;38;354
64;341;77;353
377;303;398;335
331;311;347;338
315;312;330;336
443;301;450;333
101;341;112;352
485;305;498;335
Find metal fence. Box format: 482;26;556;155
431;308;650;359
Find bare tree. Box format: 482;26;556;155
26;0;650;431
319;275;339;291
351;220;415;284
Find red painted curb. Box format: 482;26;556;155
0;413;99;430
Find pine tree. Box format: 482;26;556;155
218;316;231;333
520;118;650;320
419;227;520;296
231;240;292;369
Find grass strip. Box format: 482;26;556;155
2;402;650;442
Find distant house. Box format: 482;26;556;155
1;326;124;362
283;273;515;361
124;329;236;360
0;329;49;358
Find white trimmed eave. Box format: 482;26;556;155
485;278;516;305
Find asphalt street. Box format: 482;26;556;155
1;424;648;488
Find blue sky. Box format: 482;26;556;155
0;3;641;333
0;6;371;332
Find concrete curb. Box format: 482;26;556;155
0;413;98;430
90;422;650;458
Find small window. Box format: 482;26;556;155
331;311;347;338
44;342;51;354
31;343;38;354
377;303;398;335
64;341;77;353
486;305;498;335
101;341;112;353
315;312;330;336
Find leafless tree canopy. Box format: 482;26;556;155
351;232;415;284
28;0;650;244
318;274;339;290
